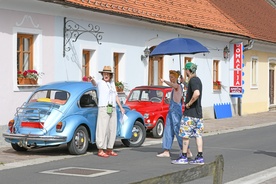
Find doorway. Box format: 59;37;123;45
148;56;163;86
269;66;275;104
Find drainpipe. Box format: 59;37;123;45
237;40;254;116
243;39;254;52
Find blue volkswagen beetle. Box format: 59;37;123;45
3;81;146;155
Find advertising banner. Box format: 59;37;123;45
229;43;243;96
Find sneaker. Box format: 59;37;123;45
189;157;204;165
171;155;188;164
179;152;193;159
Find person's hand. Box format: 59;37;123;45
160;78;165;83
120;107;125;114
185;103;191;109
88;76;94;82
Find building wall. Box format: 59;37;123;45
242;49;276;114
1;1;276;128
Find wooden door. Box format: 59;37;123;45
269;69;274;104
148;56;163;86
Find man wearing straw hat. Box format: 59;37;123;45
89;66;125;158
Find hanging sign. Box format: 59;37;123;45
229;43;243;96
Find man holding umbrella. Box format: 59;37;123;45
172;62;204;165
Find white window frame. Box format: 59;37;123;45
13;27;42;91
250;57;258;88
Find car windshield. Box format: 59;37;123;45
128;89;163;102
28;90;69;105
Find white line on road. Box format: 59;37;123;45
225;166;276;184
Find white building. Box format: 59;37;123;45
0;0;276;129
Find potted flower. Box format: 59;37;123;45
115;81;124;92
213;80;221;90
17;70;41;85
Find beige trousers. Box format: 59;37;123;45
96;107;117;150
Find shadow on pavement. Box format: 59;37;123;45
254;150;276;158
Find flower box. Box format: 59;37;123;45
17;70;41;85
18;78;38;85
213;81;221;90
115;81;124;92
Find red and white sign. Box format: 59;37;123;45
230;43;243;95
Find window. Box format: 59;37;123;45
113;52;124;83
213;60;221;90
251;58;258;87
114;53;119;82
17;34;34;72
82;50;90;77
80;91;97;108
183;57;192;86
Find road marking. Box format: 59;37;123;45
225;166;276;184
0;155;76;171
40;167;119;177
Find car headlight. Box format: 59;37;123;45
144;113;149;119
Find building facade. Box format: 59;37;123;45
0;0;276;128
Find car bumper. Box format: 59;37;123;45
2;132;67;142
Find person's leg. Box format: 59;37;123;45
196;137;203;152
157;113;173;157
96;107;109;158
171;116;191;164
190;118;204;164
182;138;190;155
173;118;193;158
106;108;118;156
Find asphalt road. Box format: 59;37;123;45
0;124;276;184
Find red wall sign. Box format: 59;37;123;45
233;44;242;87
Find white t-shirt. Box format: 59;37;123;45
96;80;117;107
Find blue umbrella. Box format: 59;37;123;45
149;38;209;71
150;37;209;56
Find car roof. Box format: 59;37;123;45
35;81;95;95
133;85;172;90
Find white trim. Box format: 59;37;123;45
268;58;276;106
13;27;42;91
250;56;258;89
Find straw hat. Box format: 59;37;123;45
98;66;113;74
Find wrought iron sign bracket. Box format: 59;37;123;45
63;17;103;57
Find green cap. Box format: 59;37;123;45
184;62;197;73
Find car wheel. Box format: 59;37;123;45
152;119;164;138
11;143;28;152
67;125;89;155
121;121;146;147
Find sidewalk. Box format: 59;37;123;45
0;110;276;182
204;110;276;135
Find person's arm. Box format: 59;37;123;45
186;89;200;109
116;96;125;114
88;76;97;86
160;78;178;90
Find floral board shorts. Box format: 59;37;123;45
179;116;204;138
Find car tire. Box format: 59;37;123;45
152;119;164;138
121;121;146;147
67;125;89;155
11;143;28;152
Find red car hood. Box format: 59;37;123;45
125;101;166;114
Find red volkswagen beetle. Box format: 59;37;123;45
125;86;185;138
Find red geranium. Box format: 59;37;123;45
18;70;40;80
214;80;221;85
